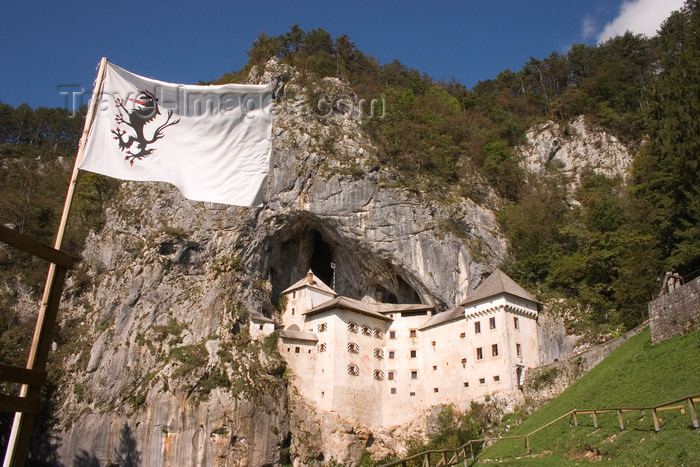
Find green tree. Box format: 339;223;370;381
635;0;700;275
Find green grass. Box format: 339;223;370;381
479;327;700;465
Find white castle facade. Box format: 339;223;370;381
261;269;540;428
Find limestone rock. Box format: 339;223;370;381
518;116;632;190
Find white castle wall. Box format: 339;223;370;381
278;276;540;428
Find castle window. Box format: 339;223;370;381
410;349;417;358
463;382;469;388
431;341;436;347
291;308;295;315
461;357;467;367
317;343;327;352
317;322;328;332
479;378;485;385
434;387;439;393
347;342;359;354
295;347;300;353
476;347;483;360
492;344;499;357
362;325;372;336
411;370;418;379
348;322;358;333
259;324;264;330
321;391;324;397
516;343;522;356
514;317;519;329
410;392;416;396
374;329;384;339
409;329;417;338
348;364;359;376
308;349;311;353
374;348;384;359
388;371;395;380
493;375;500;382
292;291;296;298
460;332;466;338
373;369;385;380
432;365;437;371
389;330;396;339
391;388;397;394
489;317;496;330
388;350;395;359
474;321;481;334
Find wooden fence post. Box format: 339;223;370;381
572;410;578;427
617;410;624;430
469;442;474;461
652;408;660;432
592;411;598;429
688;398;699;429
525;435;531;455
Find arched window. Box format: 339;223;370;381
317;343;327;352
347;342;360;354
348;322;358;333
374;348;384;359
373;329;384;339
362;325;372;336
317;322;328;332
373;369;384;380
348;364;360;376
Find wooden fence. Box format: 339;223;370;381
380;393;700;467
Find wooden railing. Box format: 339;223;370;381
380;393;700;466
0;225;75;467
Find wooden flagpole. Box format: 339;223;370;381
3;57;108;467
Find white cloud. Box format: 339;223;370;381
582;16;597;40
597;0;685;43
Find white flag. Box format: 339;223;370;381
80;62;273;206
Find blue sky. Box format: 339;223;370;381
0;0;684;109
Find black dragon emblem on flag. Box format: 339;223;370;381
111;89;180;165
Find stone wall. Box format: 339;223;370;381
523;322;648;402
649;276;700;344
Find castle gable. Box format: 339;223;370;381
282;270;336;296
460;269;539;307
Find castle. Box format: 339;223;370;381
258;269;540;428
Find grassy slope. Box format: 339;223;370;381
479;327;700;465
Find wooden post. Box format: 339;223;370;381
572;410;578;427
3;57;107;467
617;409;624;430
525;435;531;455
469;442;474;461
592;410;598;429
688;398;699;428
652;408;660;433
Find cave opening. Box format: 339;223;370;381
265;218;425;310
309;230;334;288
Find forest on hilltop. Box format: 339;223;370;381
0;1;697;361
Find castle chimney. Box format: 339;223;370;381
307;270;314;285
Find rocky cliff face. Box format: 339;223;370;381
46;60;507;466
43;60;634;465
517;116;632;192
